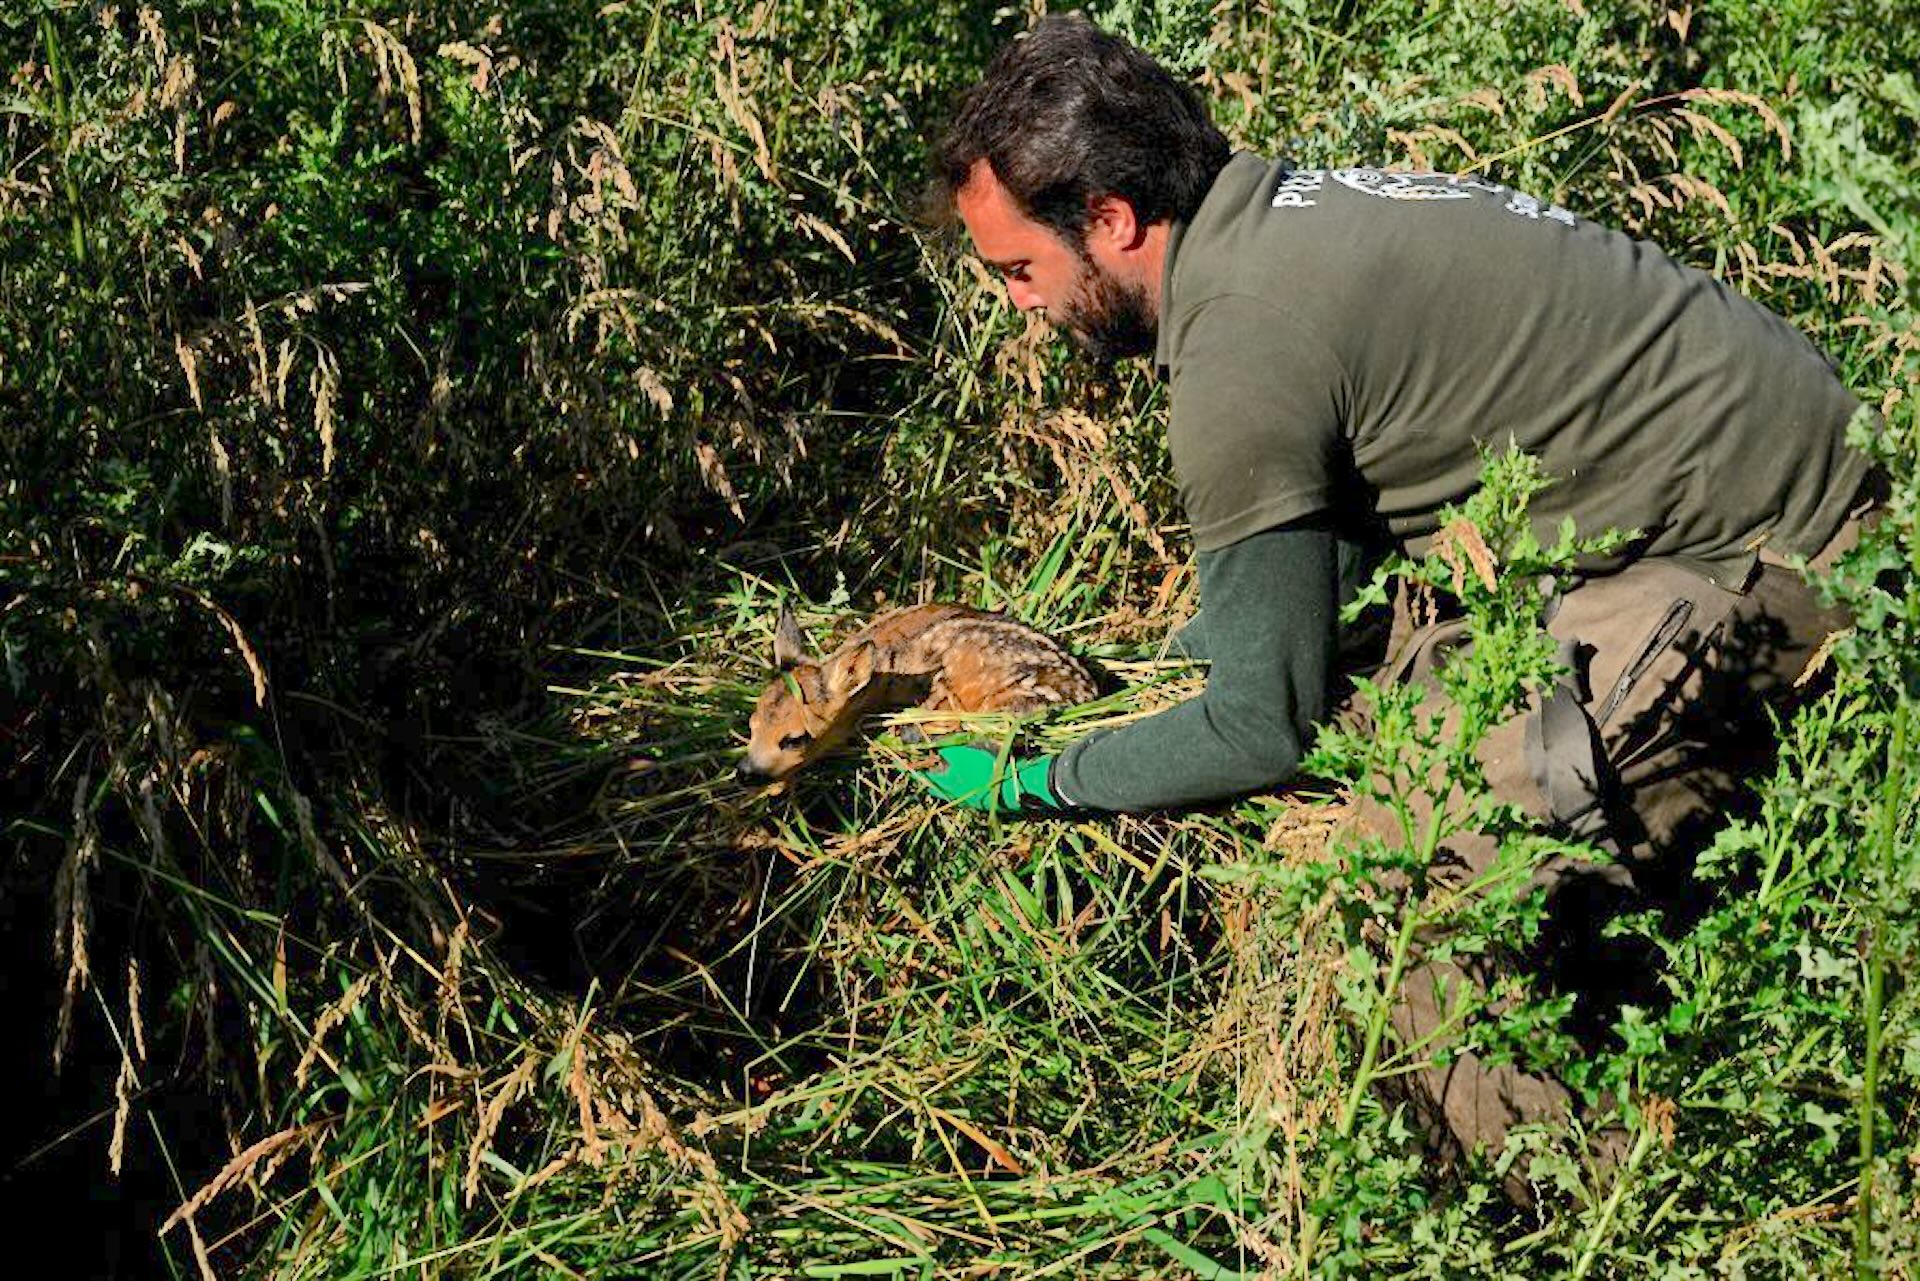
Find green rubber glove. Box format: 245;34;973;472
912;744;1070;814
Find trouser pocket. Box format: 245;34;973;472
1524;635;1612;842
1562;568;1739;746
1592;597;1695;729
1542;563;1747;855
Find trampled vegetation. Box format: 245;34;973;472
4;1;1918;1276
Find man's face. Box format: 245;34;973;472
954;162;1156;364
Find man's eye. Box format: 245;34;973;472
779;733;812;751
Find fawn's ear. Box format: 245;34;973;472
829;639;877;697
772;605;815;671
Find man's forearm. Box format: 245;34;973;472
1052;692;1309;810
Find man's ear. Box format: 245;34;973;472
773;605;815;671
829;639;877;697
1086;193;1145;254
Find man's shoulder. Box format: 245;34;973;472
1159;162;1356;385
1163;157;1411;347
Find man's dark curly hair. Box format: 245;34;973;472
929;15;1231;242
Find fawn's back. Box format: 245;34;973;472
738;603;1099;781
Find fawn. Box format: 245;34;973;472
737;603;1100;782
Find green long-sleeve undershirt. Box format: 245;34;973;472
1050;520;1377;812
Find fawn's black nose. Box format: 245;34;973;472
735;759;769;784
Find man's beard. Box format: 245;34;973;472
1053;253;1157;365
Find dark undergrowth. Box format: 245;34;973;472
4;1;1918;1275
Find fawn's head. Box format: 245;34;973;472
739;606;880;782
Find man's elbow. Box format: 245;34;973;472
1209;707;1307;791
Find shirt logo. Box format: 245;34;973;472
1329;168;1495;201
1269;170;1325;209
1270;167;1577;226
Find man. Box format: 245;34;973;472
910;15;1878;1190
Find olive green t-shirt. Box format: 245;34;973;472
1158;154;1872;587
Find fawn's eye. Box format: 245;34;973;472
779;732;812;751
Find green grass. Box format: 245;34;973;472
4;0;1919;1276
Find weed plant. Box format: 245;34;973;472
4;0;1918;1277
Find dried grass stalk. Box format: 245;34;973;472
52;770;97;1072
465;1054;539;1206
295;970;378;1088
160;1123;322;1237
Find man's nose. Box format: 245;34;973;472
1006;279;1042;312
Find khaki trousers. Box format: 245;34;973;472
1350;488;1876;1203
